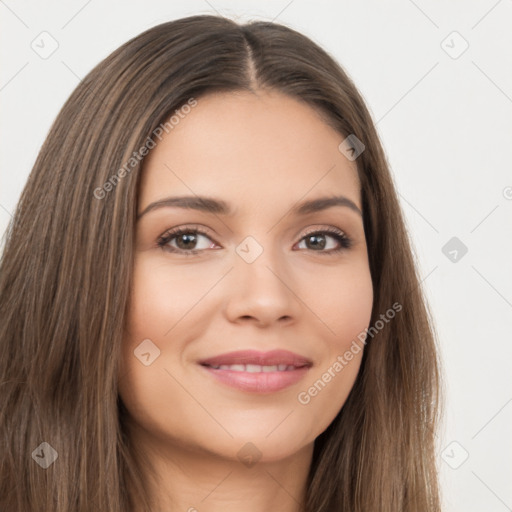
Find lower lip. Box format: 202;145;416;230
200;365;310;393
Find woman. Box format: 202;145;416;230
0;14;442;512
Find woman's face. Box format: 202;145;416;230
119;90;373;463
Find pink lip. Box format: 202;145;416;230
198;349;312;393
199;349;312;367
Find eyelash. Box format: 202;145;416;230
156;225;352;256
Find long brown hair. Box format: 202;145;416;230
0;14;442;511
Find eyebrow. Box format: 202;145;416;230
136;194;362;220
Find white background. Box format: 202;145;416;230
1;1;511;510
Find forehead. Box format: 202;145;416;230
138;90;361;214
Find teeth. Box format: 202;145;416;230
208;364;298;372
219;364;243;371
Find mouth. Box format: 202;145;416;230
198;349;312;393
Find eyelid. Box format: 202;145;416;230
300;225;346;237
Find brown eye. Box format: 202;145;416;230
157;228;218;254
296;229;351;253
174;232;200;250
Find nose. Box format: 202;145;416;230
223;244;301;328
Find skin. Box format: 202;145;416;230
118;90;374;512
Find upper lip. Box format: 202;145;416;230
199;349;313;368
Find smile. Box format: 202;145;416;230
206;363;300;372
198;349;312;393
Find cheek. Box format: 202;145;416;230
308;260;374;349
125;255;214;342
118;258;195;443
119;258;181;391
119;254;222;407
294;262;373;428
